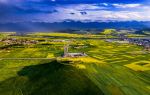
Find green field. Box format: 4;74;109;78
0;32;149;95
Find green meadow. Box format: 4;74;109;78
0;32;149;95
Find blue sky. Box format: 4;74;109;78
0;0;150;23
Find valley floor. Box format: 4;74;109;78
0;32;150;95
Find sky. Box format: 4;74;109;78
0;0;150;24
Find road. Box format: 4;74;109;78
0;58;56;60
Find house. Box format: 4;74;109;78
63;52;87;57
63;44;87;57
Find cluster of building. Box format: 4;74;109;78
106;33;150;51
51;39;66;42
116;34;150;51
126;38;150;51
0;38;38;45
63;44;87;57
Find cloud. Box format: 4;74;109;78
38;4;150;22
51;0;56;2
0;0;12;3
0;2;150;23
80;11;87;15
112;4;142;8
0;0;23;4
102;3;108;6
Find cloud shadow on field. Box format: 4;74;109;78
0;60;104;95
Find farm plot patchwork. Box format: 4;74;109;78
0;33;150;95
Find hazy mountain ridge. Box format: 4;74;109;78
0;21;150;32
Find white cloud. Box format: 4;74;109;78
50;4;150;22
112;4;142;8
102;3;108;6
51;0;56;2
0;0;9;3
0;3;150;23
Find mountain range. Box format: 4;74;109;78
0;21;150;32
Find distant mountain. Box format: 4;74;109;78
0;21;150;32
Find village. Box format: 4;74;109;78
0;33;150;54
106;33;150;51
0;38;38;45
120;37;150;51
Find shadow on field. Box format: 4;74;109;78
0;60;104;95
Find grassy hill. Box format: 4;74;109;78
0;60;104;95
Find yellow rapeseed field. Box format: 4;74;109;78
124;61;150;71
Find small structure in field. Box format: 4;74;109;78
144;45;150;51
63;44;87;57
63;52;87;57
